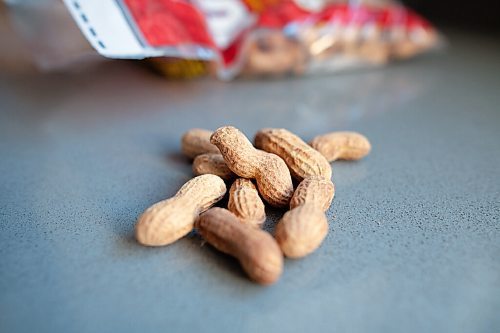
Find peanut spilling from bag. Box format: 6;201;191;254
136;126;371;285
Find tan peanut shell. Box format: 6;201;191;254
192;153;235;180
135;174;226;246
228;178;266;227
196;208;283;285
309;131;371;162
275;176;335;258
210;126;293;208
290;175;335;211
254;128;332;180
181;128;220;159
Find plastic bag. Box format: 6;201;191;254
241;0;440;76
5;0;440;79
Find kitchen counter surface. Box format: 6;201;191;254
1;30;499;333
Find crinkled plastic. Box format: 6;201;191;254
3;0;99;71
243;1;440;76
120;0;441;79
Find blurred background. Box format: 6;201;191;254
1;0;499;76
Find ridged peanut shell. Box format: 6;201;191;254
193;153;235;180
290;176;335;211
181;128;220;159
275;176;335;258
309;131;371;162
209;126;259;177
254;154;294;207
228;178;266;226
135;174;226;246
196;208;283;285
275;204;328;258
211;126;293;208
255;128;332;180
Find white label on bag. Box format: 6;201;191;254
193;0;253;49
63;0;253;58
63;0;162;58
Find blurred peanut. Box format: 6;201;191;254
244;31;307;76
309;131;371;161
210;126;293;208
196;208;283;285
136;174;226;246
254;128;332;180
228;178;266;227
193;153;235;180
275;176;335;258
181;128;220;159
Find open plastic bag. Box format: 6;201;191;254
5;0;441;79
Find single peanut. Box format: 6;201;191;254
254;128;332;181
196;208;283;285
210;126;293;208
309;131;371;162
136;174;226;246
192;153;235;180
275;176;335;258
228;178;266;227
181;128;220;159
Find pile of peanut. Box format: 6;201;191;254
135;126;371;285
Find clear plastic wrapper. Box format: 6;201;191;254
3;0;101;71
240;0;440;77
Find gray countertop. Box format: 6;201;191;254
1;31;499;333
